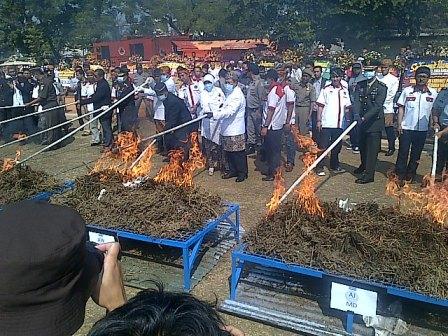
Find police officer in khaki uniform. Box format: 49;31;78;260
353;65;387;184
291;68;316;135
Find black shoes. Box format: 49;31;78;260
222;172;238;180
262;176;275;181
236;175;247;183
353;167;365;174
355;178;374;184
385;149;395;156
90;142;101;147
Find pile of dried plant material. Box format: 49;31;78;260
245;202;448;299
52;170;223;240
0;165;59;204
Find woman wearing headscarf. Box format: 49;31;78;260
210;71;248;182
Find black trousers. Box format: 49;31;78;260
226;150;248;178
436;125;448;175
311;110;321;146
349;111;359;148
395;130;427;178
385;126;396;151
359;131;381;180
100;114;113;147
264;129;283;176
76;105;85;127
318;127;343;170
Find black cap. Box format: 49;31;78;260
415;66;431;77
265;69;279;81
153;68;162;77
248;62;260;75
0;201;103;336
330;67;344;78
117;66;129;76
154;82;167;95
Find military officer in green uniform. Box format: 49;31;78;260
353;65;387;184
290;68;316;135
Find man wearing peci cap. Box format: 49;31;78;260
115;66;138;133
395;66;438;183
0;201;126;336
315;67;352;176
377;58;399;156
154;82;194;154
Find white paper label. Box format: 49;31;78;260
330;282;377;317
88;231;116;244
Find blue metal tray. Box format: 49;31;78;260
87;203;240;291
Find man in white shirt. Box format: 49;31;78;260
261;69;288;181
377;58;399;156
315;67;352;176
159;66;177;96
395;66;437;182
178;66;202;120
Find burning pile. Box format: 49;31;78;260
53;132;222;239
0;150;59;204
53;171;222;240
246;202;448;298
252;128;448;298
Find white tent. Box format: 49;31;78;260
0;60;37;67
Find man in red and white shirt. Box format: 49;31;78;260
315;67;352;175
178;67;203;120
261;69;289;181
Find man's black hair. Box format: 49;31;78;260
313;65;323;72
218;68;228;79
95;69;105;78
265;69;279;81
88;286;230;336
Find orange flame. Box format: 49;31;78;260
154;132;206;187
386;173;448;226
2;149;21;172
290;125;324;217
92;132;157;181
266;167;286;216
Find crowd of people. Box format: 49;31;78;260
1;54;448;182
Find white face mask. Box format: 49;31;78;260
158;94;167;101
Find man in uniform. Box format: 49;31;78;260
133;64;152;120
432;86;448;180
377;58;399;156
348;62;367;153
245;63;266;155
178;66;202;120
311;65;326;145
353;66;387;184
395;66;437;183
116;67;138;133
291;68;316;136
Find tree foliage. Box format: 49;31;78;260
0;0;447;60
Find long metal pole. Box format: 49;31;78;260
17;79;150;165
431;128;439;183
0;101;78;125
0;108;102;149
130;139;157;169
279;121;358;204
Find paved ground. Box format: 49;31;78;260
0;101;436;335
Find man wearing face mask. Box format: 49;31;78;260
200;74;225;175
395;66;437;183
160;66;178;96
376;59;399;156
352;65;387;184
210;71;248;182
116;67;138;133
154;82;193;154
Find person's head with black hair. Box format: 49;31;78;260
94;68;105;82
88;286;243;336
265;68;279;86
218;68;228;79
313;65;323;80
